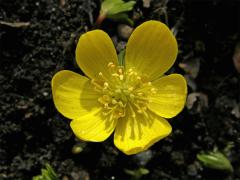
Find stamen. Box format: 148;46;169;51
91;79;103;90
137;92;143;96
95;62;152;120
119;74;124;80
112;73;119;77
130;93;134;99
104;82;109;88
129;104;136;118
151;88;157;94
108;62;114;68
118;68;123;74
118;101;124;107
128;68;133;72
112;99;117;104
128;87;134;91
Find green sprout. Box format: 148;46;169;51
72;142;87;154
96;0;136;26
197;151;233;173
124;167;149;180
33;163;60;180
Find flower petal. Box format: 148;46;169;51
51;70;101;119
114;111;172;155
76;30;118;79
125;20;178;80
148;74;187;118
71;110;118;142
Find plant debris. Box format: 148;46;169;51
0;20;30;28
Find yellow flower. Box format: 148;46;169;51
51;20;187;155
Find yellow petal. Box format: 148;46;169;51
148;74;187;118
51;70;100;119
71;110;118;142
76;30;118;79
114;111;172;155
125;20;178;80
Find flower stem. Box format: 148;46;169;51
95;13;106;28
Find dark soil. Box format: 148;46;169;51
0;0;240;180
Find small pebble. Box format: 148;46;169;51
143;0;151;8
134;150;153;166
117;24;133;40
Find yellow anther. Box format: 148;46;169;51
129;72;134;76
128;87;134;91
137;92;143;96
98;72;103;76
150;87;157;94
112;73;119;77
118;101;124;107
119;74;124;80
118;68;123;74
112;99;117;104
104;82;109;87
108;62;114;67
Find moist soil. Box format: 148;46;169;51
0;0;240;180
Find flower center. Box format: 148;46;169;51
91;62;156;120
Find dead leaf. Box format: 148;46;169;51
117;24;133;40
231;102;240;119
0;21;30;28
233;42;240;73
184;74;197;91
24;112;33;119
179;57;201;78
186;92;208;113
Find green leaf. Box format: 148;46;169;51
197;151;233;172
101;0;136;16
124;168;149;180
118;49;125;66
107;13;134;26
33;163;60;180
96;0;135;26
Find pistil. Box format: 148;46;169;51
90;62;156;121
